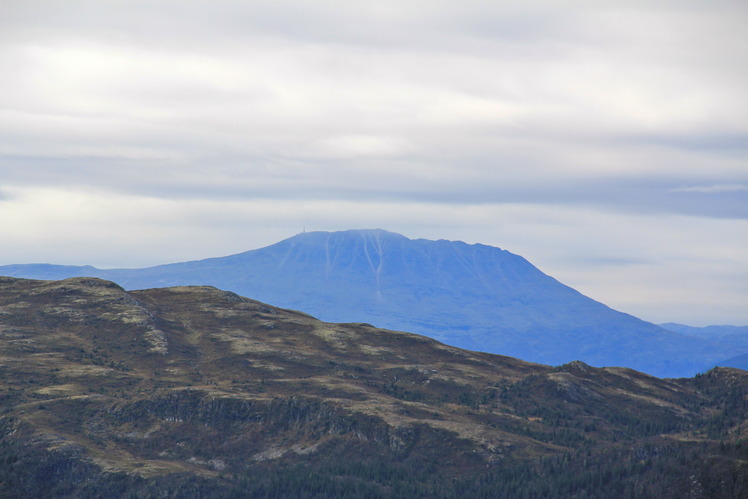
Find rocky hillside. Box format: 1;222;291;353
0;277;746;498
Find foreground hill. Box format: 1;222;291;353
0;277;746;498
0;229;731;377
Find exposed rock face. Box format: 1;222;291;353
0;277;746;498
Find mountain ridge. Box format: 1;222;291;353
0;229;735;377
660;323;748;370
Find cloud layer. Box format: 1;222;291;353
1;0;747;325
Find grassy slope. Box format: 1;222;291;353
0;277;746;498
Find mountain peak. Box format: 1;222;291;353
285;229;501;253
291;228;410;241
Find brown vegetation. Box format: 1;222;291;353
0;277;746;498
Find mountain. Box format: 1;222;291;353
660;323;748;371
0;229;734;377
714;353;748;370
1;276;746;498
660;323;748;348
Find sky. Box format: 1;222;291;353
1;0;746;326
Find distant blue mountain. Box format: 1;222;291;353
660;323;748;371
1;229;738;377
660;323;748;342
712;353;748;371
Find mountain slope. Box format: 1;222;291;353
713;353;748;370
660;323;748;338
0;229;729;377
659;323;748;371
660;323;748;349
1;276;746;498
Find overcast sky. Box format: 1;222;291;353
1;0;746;326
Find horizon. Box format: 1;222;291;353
3;227;746;328
1;1;746;327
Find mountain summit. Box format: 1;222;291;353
0;229;731;377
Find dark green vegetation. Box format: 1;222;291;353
1;276;746;498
